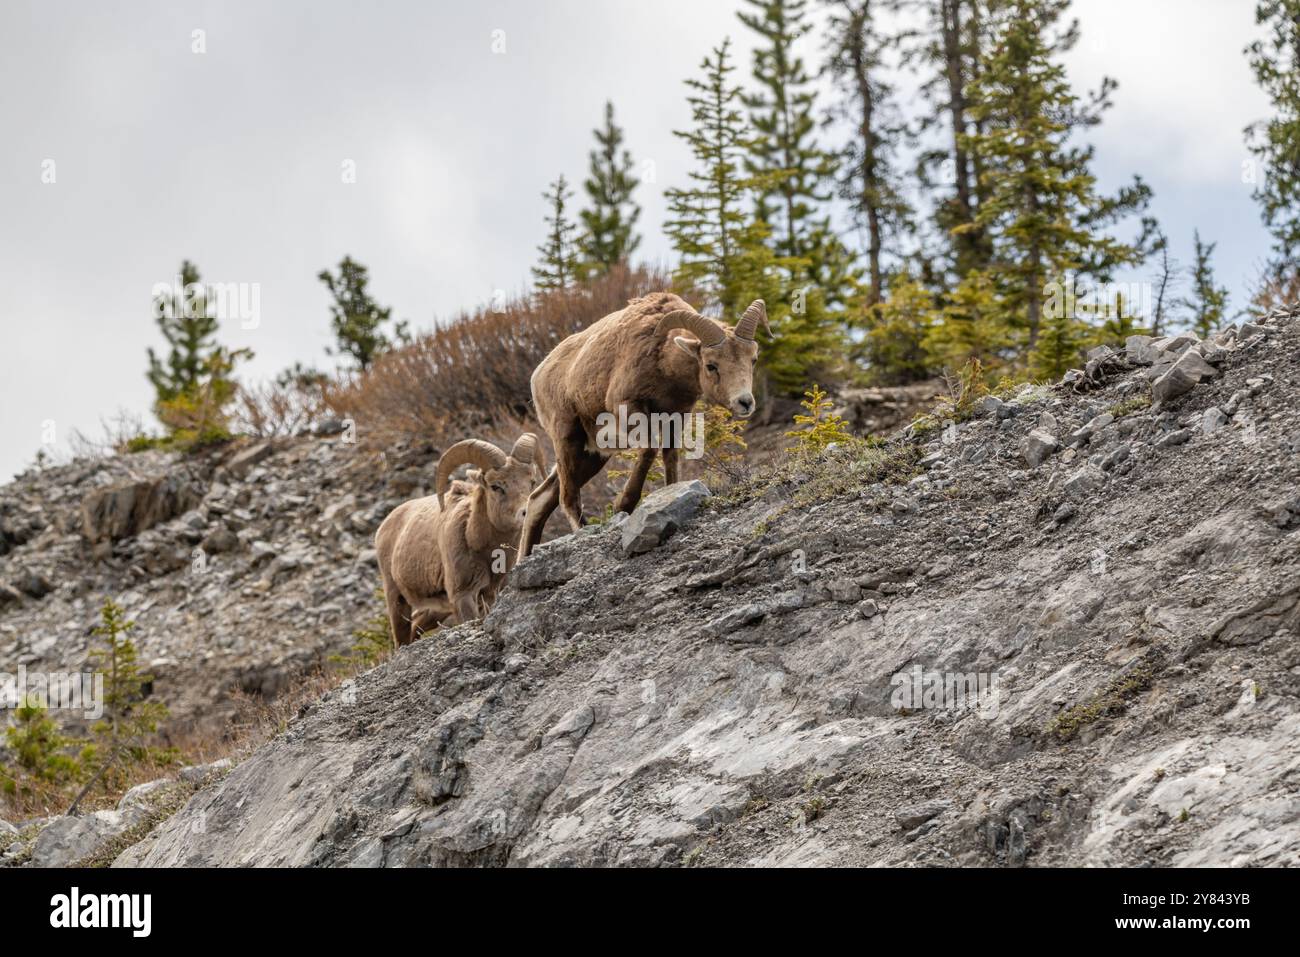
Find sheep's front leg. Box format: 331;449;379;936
662;446;679;486
614;447;659;515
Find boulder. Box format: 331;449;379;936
895;800;952;830
1125;335;1157;365
620;481;711;556
1063;466;1105;500
1201;407;1229;434
225;441;275;480
30;811;127;867
1020;429;1059;467
1151;349;1218;404
81;473;201;544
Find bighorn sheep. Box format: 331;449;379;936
519;292;768;557
376;435;544;644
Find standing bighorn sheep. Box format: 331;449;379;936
376;435;544;645
519;292;768;558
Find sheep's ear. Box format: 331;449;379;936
673;335;702;359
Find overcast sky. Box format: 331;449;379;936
0;0;1275;481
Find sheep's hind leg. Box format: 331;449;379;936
559;448;608;532
384;580;414;648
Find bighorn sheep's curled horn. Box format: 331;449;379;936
734;299;770;341
435;440;508;507
655;309;725;348
509;433;539;465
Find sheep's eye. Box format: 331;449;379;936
492;484;506;495
706;363;718;373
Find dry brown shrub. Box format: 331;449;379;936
324;265;677;448
1250;262;1300;313
232;378;328;438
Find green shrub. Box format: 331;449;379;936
785;384;853;456
331;592;395;671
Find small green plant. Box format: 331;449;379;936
1109;394;1152;419
1045;661;1156;742
701;404;748;486
122;434;166;454
154;348;250;452
76;599;174;803
800;796;826;825
1178;807;1190;823
331;592;395;670
785;384;853;456
3;699;84;786
606;447;664;490
586;502;619;526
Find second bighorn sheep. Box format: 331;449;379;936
519;292;769;557
376;434;544;645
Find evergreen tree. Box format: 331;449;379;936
146;259;250;445
909;0;995;276
1180;230;1229;339
1245;0;1300;272
69;598;173;805
1031;309;1087;381
740;0;855;306
925;270;1013;376
578;102;642;277
533;174;581;293
859;273;934;384
1091;289;1147;348
318;256;406;371
666;39;844;394
824;0;913;306
665;39;759;313
147;260;221;405
958;1;1150;358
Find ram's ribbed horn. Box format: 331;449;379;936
435;439;508;507
734;299;769;341
655;309;725;347
510;433;539;465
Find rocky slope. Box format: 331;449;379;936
0;423;432;735
98;304;1299;868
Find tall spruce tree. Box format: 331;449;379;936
147;260;220;405
958;1;1150;366
739;0;855;306
318;256;406;371
925;269;1014;376
1180;230;1229;339
146;259;250;443
665;38;843;394
824;0;913;306
532;174;581;293
665;39;757;313
907;0;999;276
1245;0;1300;303
578;102;642;277
1245;0;1300;267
